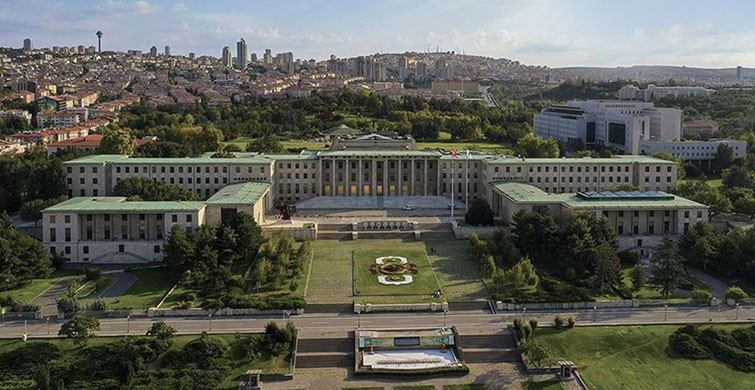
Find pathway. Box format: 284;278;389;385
33;278;74;318
100;271;137;299
687;267;728;299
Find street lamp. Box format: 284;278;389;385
443;308;448;327
208;314;212;331
593;306;597;323
126;315;130;333
664;305;668;322
736;303;740;320
522;307;526;320
357;311;361;329
46;318;50;335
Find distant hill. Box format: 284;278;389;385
550;65;752;84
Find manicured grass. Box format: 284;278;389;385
416;140;514;155
76;277;115;299
531;325;755;390
342;388;384;390
424;240;488;301
0;269;80;304
159;282;198;309
521;382;563;390
307;240;361;303
354;246;441;296
107;268;178;310
619;265;707;301
308;239;484;303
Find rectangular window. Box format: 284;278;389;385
118;245;125;253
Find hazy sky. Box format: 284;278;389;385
2;0;755;68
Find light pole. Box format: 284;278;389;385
126;315;130;333
664;305;668;321
522;307;526;321
24;319;27;337
593;306;597;323
736;303;740;320
46;318;50;335
443;308;448;327
208;314;212;331
357;311;361;329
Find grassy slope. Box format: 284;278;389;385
532;325;755;390
1;269;80;304
307;240;359;303
107;268;178;310
354;247;440;296
423;240;488;301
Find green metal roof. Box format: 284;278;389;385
490;181;706;210
42;197;206;213
205;182;270;205
320;150;442;157
483;155;674;165
63;154;273;165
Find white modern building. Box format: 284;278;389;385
619;85;715;101
639;139;747;169
534;100;682;154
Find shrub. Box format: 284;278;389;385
691;289;712;304
669;329;709;359
567;316;576;329
513;318;526;341
521;340;553;368
522;323;532;340
529;318;538;333
732;326;755;351
554;314;564;330
84;267;101;281
87;299;107;311
55;294;79;317
726;287;749;302
618;249;640;265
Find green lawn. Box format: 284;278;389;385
424;240;488;301
307;240;360;303
530;325;755;390
307;239;484;304
678;177;723;189
354;246;441;296
444;385;487;390
342;388;384;390
159;282;198;309
0;269;80;304
107;268;178;310
395;386;436;390
521;382;563;390
76;277;115;299
619;265;707;301
0;333;290;390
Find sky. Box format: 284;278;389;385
2;0;755;68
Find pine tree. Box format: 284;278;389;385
651;237;686;298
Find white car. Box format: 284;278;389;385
402;204;415;211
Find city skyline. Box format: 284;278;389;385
2;0;755;68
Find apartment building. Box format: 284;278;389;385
618;84;715;101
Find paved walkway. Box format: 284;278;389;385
687;267;728;299
33;278;74;318
100;271;137;299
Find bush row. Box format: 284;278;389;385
669;325;755;372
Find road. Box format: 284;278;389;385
481;86;498;108
2;305;754;339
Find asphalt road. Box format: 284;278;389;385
3;305;754;339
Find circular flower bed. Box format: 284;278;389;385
379;259;408;275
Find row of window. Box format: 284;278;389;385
50;244;162;259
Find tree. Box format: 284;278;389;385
650;237;686;298
678;222;718;271
19;198;55;225
712;143;735;174
100;127;137;155
511;209;559;264
55;293;79;318
630;264;647;292
36;365;50;390
163;225;195;271
0;212;52;290
146;321;177;340
725;286;749;302
593;242;621;293
500;257;539;290
722;165;753;189
191;126;224;154
58;315;100;346
517;133;559;158
735;196;755;219
464;198;494;226
246;136;284;153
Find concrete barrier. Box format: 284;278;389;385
354;302;447;313
497;299;639;311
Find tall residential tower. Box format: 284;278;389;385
236;38;247;69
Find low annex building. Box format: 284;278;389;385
42;182;271;263
489;182;708;253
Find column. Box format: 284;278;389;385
358;159;363;196
423;159;428;196
331;159;335;196
437;160;441;196
410;158;415;196
382;159;388;197
371;159;377;196
345;158;350;196
318;158;323;196
398;159;402;196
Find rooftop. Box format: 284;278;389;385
491;181;706;210
483;155;674;165
43;197;206;213
63;153;274;165
205;181;270;205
